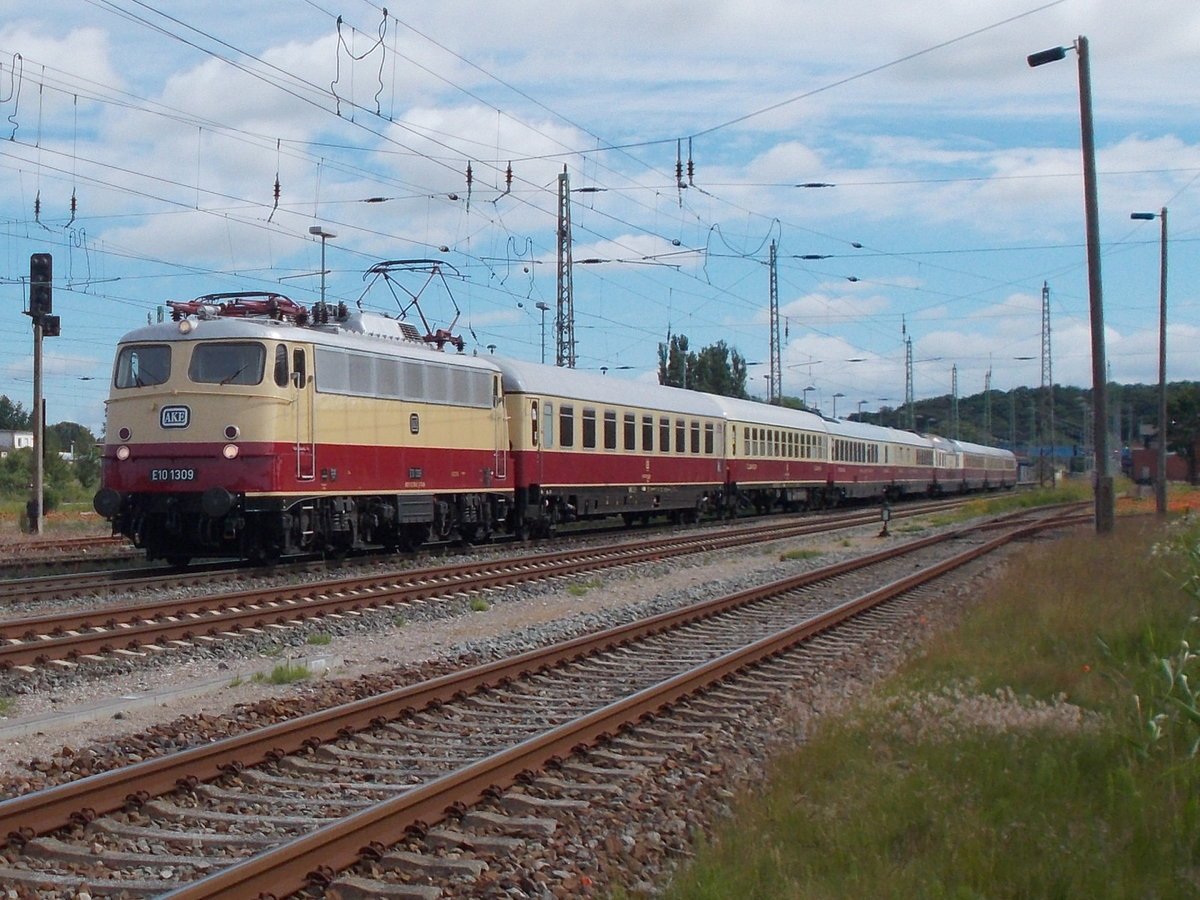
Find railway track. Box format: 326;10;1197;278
0;505;1086;898
0;497;977;607
0;498;989;672
0;534;137;578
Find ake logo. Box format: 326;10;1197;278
160;405;190;429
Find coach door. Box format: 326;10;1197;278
492;374;507;480
293;347;315;480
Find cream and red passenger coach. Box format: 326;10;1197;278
93;292;1016;564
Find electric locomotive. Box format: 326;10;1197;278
93;293;512;564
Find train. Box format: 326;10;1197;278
92;291;1017;565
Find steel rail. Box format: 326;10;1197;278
0;497;971;607
0;499;984;670
0;509;1085;853
157;513;1079;900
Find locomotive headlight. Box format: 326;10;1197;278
222;443;240;459
178;319;194;334
224;425;240;440
116;445;131;460
118;426;132;441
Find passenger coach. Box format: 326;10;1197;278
494;357;727;534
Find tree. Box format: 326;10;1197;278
1169;383;1200;484
0;395;31;430
658;334;691;389
657;334;749;399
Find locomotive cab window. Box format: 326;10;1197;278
190;342;265;386
115;344;171;388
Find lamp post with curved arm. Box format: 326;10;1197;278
1028;35;1113;534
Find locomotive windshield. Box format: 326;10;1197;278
115;344;171;388
189;342;266;386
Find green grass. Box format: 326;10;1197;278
305;631;332;646
567;578;604;597
251;661;311;685
662;512;1200;900
469;596;490;612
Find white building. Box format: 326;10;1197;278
0;430;34;454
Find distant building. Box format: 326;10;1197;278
0;430;34;457
1129;447;1190;485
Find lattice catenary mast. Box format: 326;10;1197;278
768;240;781;403
555;166;576;368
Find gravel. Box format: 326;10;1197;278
0;525;895;773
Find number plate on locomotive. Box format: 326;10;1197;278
150;468;196;482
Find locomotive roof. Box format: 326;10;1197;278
115;312;503;374
492;356;722;417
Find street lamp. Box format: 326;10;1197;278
832;392;845;418
535;302;550;364
857;399;867;415
1131;207;1168;516
308;225;336;305
1028;35;1113;534
802;385;816;409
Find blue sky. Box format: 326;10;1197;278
2;0;1198;433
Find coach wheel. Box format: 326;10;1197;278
459;524;492;545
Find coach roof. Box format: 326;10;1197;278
493;356;723;417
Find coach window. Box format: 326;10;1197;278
690;421;700;454
543;402;555;448
115;344;170;388
659;417;671;454
624;412;636;451
604;410;617;450
560;404;574;448
704;422;714;455
582;407;597;449
675;418;686;454
530;400;539;447
273;345;289;387
642;414;654;452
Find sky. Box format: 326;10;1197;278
1;0;1198;435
